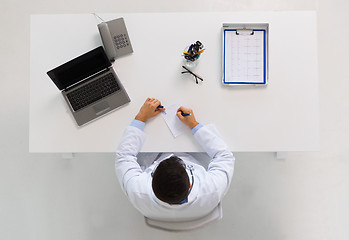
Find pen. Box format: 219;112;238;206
157;105;166;114
181;111;191;117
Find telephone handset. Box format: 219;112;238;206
97;18;133;62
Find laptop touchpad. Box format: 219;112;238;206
93;101;110;115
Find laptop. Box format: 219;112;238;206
47;46;130;126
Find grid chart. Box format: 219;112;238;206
224;30;265;84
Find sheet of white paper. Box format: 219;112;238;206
224;30;265;83
161;103;188;138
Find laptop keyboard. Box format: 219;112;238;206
66;73;120;111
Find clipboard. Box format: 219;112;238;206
222;23;269;85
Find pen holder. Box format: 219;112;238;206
182;41;204;68
183;46;200;68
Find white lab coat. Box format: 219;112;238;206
115;124;235;221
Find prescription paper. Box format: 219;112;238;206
161;103;187;138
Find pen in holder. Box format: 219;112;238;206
182;41;205;68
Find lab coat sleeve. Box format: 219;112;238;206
115;126;145;195
194;124;235;198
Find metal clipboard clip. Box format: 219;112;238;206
235;29;254;35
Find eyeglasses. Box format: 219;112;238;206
181;66;203;84
179;160;194;196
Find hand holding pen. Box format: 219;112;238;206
176;106;199;129
135;98;165;122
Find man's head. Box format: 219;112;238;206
152;156;190;204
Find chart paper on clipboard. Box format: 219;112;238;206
223;24;268;85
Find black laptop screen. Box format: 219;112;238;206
47;46;111;90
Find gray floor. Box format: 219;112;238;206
1;0;349;239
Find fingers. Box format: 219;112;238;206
176;106;190;120
136;98;164;122
176;110;184;120
146;97;157;103
177;106;192;115
176;106;199;129
154;109;162;116
153;99;161;108
178;106;191;113
145;98;161;109
145;97;166;116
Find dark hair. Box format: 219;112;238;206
152;156;190;204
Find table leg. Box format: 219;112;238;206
276;152;287;160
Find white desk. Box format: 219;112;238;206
30;12;319;152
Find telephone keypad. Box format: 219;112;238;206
113;34;130;50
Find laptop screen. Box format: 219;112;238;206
47;46;111;90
